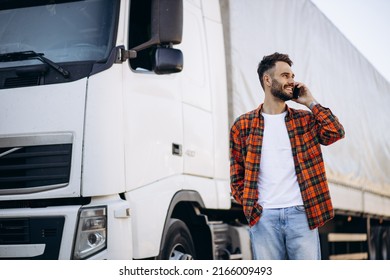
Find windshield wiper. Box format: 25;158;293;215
0;50;70;78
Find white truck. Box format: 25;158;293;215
0;0;389;260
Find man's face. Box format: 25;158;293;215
268;61;295;101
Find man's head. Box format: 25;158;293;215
257;52;295;101
257;52;293;90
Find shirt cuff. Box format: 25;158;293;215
309;101;318;110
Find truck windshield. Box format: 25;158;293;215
0;0;118;69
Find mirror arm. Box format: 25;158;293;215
119;36;161;62
118;48;137;62
132;35;160;52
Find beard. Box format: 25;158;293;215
270;79;292;101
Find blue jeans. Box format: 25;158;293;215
249;206;321;260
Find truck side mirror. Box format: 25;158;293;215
154;47;183;74
153;0;183;45
132;0;183;52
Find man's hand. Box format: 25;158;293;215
293;82;317;108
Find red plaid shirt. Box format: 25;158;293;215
230;103;345;229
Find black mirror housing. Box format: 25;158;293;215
153;47;183;74
132;0;183;52
156;0;183;44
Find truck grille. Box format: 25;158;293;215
4;76;40;88
0;217;65;259
0;144;72;193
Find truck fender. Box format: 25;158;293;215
156;190;210;259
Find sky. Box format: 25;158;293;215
311;0;390;83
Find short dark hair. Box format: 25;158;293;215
257;52;293;89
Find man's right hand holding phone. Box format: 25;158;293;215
293;82;318;110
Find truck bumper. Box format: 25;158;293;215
0;196;132;260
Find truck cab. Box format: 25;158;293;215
0;0;248;260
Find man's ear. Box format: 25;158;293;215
263;74;272;87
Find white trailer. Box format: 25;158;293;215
0;0;389;260
221;0;390;260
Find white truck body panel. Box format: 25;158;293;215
82;65;126;197
0;80;86;199
127;174;222;259
122;68;184;189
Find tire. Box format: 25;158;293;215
380;228;390;260
368;228;378;260
158;218;196;260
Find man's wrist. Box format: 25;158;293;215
308;100;318;110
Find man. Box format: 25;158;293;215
229;52;345;260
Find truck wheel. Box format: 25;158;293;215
368;228;378;260
381;228;390;260
159;218;196;260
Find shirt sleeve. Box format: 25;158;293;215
311;104;345;145
229;121;245;205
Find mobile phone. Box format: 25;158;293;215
293;86;300;99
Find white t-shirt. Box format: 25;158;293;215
258;111;304;208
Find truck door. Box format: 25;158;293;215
122;0;184;189
180;1;214;178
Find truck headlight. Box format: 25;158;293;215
73;206;107;259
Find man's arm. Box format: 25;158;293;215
229;122;245;205
294;82;345;145
310;104;345;145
